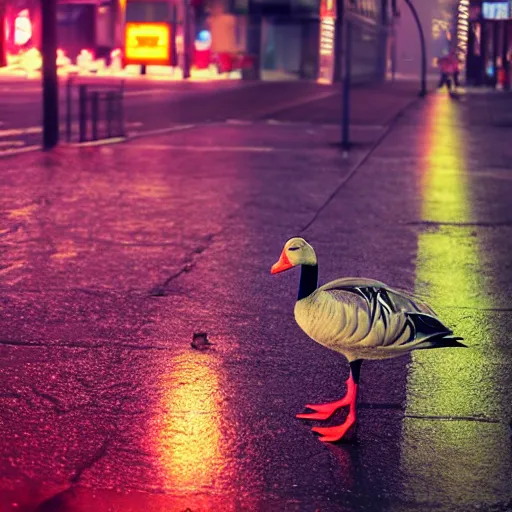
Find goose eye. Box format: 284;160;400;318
288;247;300;251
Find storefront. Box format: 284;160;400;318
318;0;388;84
464;0;512;86
1;0;116;62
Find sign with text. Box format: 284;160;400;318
482;2;511;19
318;0;336;84
124;22;173;65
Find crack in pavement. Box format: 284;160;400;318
148;231;220;297
0;339;179;350
32;437;111;511
404;414;504;424
30;386;66;414
70;436;111;484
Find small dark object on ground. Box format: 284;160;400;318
191;332;214;350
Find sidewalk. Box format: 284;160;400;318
1;92;511;512
123;79;424;130
0;79;423;156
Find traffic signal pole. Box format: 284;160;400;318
41;0;59;149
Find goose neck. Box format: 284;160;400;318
298;264;318;301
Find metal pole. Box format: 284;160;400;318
244;0;261;80
171;3;178;67
66;76;72;142
0;0;7;67
332;0;344;82
342;20;352;150
106;91;113;138
403;0;427;97
78;85;87;142
91;92;99;141
118;80;125;137
42;0;59;149
183;0;191;79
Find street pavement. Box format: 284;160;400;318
0;78;419;153
1;88;512;512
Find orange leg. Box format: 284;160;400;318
297;360;362;443
311;384;358;442
296;376;356;421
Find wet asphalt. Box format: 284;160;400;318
0;88;511;512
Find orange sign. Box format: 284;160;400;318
124;22;172;66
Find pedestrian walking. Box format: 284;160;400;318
437;52;453;91
450;51;460;88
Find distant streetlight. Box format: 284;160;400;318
41;0;59;149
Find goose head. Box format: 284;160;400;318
271;237;317;274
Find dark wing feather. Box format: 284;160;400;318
318;278;465;349
319;278;437;315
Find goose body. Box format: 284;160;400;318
294;277;463;363
271;237;465;443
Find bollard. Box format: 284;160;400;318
342;20;353;151
106;91;114;138
66;76;73;142
78;85;87;142
118;81;125;137
91;91;99;141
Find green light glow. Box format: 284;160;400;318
399;96;510;505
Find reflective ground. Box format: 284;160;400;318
1;91;511;511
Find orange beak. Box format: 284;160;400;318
271;250;294;274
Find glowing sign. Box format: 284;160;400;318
482;2;510;19
14;10;32;46
124;22;172;66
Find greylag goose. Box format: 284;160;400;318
271;237;466;443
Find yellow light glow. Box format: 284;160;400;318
456;0;469;67
124;22;171;66
320;17;335;56
399;95;511;505
153;353;225;491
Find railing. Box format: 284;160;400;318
65;76;125;143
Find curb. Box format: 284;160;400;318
0;124;197;158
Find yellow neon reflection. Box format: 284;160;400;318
400;96;510;505
154;353;223;491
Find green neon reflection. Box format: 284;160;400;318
400;96;510;506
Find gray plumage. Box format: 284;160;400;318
295;277;465;362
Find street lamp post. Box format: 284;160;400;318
41;0;59;149
403;0;427;97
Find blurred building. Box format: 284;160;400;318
392;0;459;79
1;0;394;83
463;0;512;86
217;0;392;81
392;0;512;86
1;0;116;61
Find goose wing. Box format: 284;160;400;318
319;277;437;316
318;278;462;350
